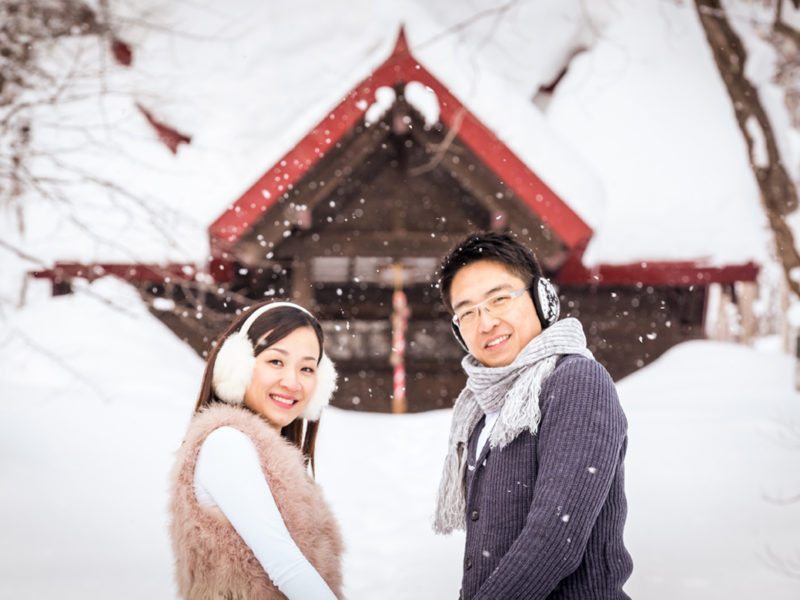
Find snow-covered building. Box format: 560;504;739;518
32;22;760;410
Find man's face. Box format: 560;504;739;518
449;260;542;367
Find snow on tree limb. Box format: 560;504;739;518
696;0;800;297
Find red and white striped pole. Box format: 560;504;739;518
390;264;410;414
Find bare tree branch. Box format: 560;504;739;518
775;0;800;46
695;0;800;298
2;325;112;402
408;107;467;177
416;0;521;51
761;545;800;580
0;238;47;266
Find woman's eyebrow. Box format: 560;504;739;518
266;346;318;362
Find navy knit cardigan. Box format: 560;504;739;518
460;354;633;599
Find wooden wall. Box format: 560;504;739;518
134;104;710;411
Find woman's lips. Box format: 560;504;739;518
269;393;298;409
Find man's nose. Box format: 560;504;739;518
477;308;499;332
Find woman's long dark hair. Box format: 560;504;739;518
194;302;325;475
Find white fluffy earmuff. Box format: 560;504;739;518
211;301;337;421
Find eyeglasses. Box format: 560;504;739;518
451;288;527;330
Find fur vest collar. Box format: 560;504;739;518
169;403;343;599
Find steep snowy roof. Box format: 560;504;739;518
1;0;784;294
545;0;776;266
209;29;594;255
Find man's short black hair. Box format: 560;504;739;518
438;231;544;311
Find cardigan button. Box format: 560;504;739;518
465;558;473;570
470;509;480;522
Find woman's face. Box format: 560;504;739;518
243;326;320;429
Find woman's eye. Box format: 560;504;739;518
302;367;316;374
269;359;283;367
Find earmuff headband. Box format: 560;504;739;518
238;301;316;342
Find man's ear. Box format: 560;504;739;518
530;276;561;329
450;320;469;353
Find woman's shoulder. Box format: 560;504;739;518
189;403;270;442
195;402;260;427
201;425;258;456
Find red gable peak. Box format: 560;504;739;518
392;25;410;57
209;26;593;257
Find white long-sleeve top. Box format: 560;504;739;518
475;409;500;460
194;426;337;600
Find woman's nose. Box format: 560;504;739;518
281;371;301;391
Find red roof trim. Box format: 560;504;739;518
556;259;759;286
31;262;211;284
209;27;592;256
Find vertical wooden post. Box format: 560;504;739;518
390;263;409;414
736;282;758;344
291;257;314;310
781;279;791;354
795;331;800;392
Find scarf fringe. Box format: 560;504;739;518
488;355;556;449
432;443;467;534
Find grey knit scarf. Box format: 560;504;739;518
433;317;592;534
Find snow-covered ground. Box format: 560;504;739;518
1;279;799;599
621;338;800;599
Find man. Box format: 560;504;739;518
434;232;632;599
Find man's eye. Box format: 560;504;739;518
492;295;511;306
459;309;476;321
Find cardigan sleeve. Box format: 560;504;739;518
474;357;628;600
195;426;337;600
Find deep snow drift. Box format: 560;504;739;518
1;280;799;599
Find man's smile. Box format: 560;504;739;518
484;334;511;349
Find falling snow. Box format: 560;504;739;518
0;1;798;599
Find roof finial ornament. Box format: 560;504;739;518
393;25;410;56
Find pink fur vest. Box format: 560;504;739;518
169;403;344;599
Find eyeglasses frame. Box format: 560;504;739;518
451;287;528;329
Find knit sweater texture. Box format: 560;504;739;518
169;403;344;600
461;354;633;599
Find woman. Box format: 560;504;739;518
169;301;344;599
